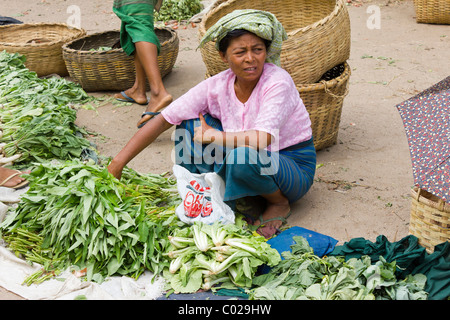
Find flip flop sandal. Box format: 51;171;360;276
255;212;292;238
138;111;161;128
116;91;149;105
0;170;29;189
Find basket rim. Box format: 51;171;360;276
199;0;346;38
62;27;178;55
297;62;351;91
0;22;85;47
411;186;450;213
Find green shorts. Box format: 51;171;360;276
113;0;160;56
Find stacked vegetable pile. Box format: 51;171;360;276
163;221;281;293
0;51;95;166
1;159;181;283
249;236;428;300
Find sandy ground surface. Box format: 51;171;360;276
0;0;449;299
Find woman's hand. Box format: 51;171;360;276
108;159;124;180
193;113;222;145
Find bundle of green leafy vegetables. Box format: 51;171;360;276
0;50;95;166
163;221;281;294
249;236;428;300
0;159;182;283
154;0;202;22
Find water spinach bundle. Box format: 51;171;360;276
0;51;95;166
0;159;182;283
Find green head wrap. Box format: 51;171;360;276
199;9;288;66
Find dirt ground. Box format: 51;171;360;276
0;0;449;299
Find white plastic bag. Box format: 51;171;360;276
173;165;235;225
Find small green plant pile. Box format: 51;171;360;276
249;236;428;300
0;51;95;166
155;0;202;22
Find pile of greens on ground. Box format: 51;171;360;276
249;236;428;300
0;51;95;167
162;221;281;293
0;159;181;284
154;0;202;22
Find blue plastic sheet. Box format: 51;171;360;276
268;226;339;259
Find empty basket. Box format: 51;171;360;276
0;23;85;76
410;187;450;253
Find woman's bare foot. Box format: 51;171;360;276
252;190;290;238
114;88;148;105
0;167;29;189
255;201;291;230
137;93;173;127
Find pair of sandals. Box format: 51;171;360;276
116;91;162;128
0;170;29;189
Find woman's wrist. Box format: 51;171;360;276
108;157;126;179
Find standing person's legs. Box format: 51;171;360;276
112;1;172;127
115;42;173;126
134;41;173;128
114;48;148;105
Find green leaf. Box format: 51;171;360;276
81;194;94;226
107;257;122;275
170;268;203;293
138;222;149;242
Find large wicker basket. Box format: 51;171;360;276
414;0;450;24
0;23;85;76
299;62;350;151
410;187;450;253
62;28;179;92
198;0;350;84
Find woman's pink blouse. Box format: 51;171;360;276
161;63;312;151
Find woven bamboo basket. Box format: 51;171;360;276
414;0;450;24
410;187;450;253
298;62;350;151
198;0;350;84
62;28;179;92
0;23;85;76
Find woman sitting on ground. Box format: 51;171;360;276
108;9;316;238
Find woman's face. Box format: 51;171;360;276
219;33;267;84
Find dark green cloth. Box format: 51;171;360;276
113;0;160;56
330;235;450;300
